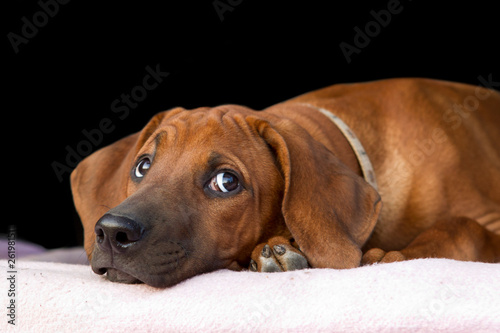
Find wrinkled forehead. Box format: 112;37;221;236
145;105;263;158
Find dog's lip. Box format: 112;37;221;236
92;262;184;287
92;262;143;284
103;267;142;284
96;266;184;288
90;248;191;287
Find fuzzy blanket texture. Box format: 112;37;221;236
1;241;499;333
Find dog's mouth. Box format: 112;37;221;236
98;267;142;285
91;254;191;288
90;235;195;287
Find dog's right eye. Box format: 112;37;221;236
134;157;151;178
208;172;240;193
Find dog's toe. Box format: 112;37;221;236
362;248;407;265
249;259;258;271
260;244;283;272
271;243;309;271
250;237;309;272
249;244;283;272
262;244;272;258
361;248;386;265
380;251;406;263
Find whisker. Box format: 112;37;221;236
76;249;89;264
83;243;95;260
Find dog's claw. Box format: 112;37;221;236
273;245;286;255
261;244;271;258
250;237;309;272
249;260;258;271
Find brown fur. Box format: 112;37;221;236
71;78;500;287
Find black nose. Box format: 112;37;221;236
95;214;144;253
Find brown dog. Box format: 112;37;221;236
71;78;500;288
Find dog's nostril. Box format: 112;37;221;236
94;226;106;246
116;232;130;245
95;227;104;238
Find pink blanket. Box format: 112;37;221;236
2;249;499;332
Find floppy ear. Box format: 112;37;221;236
251;117;382;269
70;110;174;257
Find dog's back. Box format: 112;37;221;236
284;78;500;249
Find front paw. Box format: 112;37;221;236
249;236;309;272
361;248;406;265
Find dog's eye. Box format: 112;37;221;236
134;157;151;178
208;172;239;193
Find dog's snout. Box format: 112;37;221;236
95;214;144;253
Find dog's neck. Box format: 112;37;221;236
304;104;378;191
267;102;378;191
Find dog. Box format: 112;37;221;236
71;78;500;288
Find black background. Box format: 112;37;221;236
5;0;499;249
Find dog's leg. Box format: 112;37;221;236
249;236;309;272
362;216;500;265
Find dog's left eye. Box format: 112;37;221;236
134;157;151;178
208;172;239;193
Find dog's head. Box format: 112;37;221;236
71;105;381;287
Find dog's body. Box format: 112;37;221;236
289;79;500;251
71;78;500;287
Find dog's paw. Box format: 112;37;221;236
249;236;309;272
361;248;406;265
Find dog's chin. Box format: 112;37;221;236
105;268;142;285
100;268;186;288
